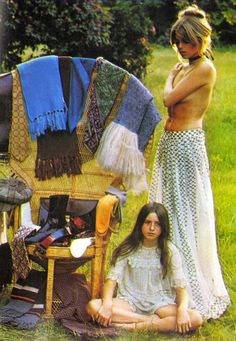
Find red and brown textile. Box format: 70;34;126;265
53;272;91;321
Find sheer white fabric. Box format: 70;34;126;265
149;129;231;319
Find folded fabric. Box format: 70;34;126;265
96;194;119;236
17;55;67;140
105;185;127;207
0;269;46;325
12;277;46;330
68;58;95;132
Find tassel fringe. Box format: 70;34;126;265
35;155;82;180
30;106;67;140
96;122;148;193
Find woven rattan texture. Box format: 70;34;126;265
10;138;115;222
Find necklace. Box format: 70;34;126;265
189;55;202;64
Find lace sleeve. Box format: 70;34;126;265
169;243;187;289
106;257;127;284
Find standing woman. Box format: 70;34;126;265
149;5;230;319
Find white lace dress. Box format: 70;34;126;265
107;242;187;315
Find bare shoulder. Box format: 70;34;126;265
198;59;216;82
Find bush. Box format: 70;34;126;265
1;0;153;78
102;2;153;78
1;0;111;71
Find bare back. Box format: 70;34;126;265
164;58;216;131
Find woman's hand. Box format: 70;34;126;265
170;62;184;78
95;300;113;327
176;307;192;334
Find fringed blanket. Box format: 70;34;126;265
96;73;162;194
17;56;67;140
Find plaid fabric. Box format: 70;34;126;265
0;178;32;212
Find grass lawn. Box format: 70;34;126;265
0;46;235;340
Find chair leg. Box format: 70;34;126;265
45;258;55;317
91;237;105;298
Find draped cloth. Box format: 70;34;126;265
83;58;129;154
17;56;67;140
9;70;31;162
149;129;231;319
68;58;95;132
96;72;162;194
35;56;82;180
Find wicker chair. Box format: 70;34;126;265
6;58;156;317
9;126;121;317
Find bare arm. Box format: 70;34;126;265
95;278;117;326
175;287;192;334
163;62;216;107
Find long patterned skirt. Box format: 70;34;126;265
149;129;230;319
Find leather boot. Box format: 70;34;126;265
25;195;69;243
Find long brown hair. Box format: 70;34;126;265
111;202;170;278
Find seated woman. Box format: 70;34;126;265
86;202;203;334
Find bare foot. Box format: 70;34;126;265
135;315;160;330
112;315;160;331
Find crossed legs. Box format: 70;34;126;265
86;299;203;333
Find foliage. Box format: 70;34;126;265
101;1;153;78
174;0;236;46
1;0;111;71
1;0;154;78
120;0;236;47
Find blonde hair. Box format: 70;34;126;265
170;5;213;59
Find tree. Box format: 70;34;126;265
101;1;153;78
1;0;111;71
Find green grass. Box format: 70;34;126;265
1;47;235;340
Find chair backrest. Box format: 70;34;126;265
6;56;156;223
